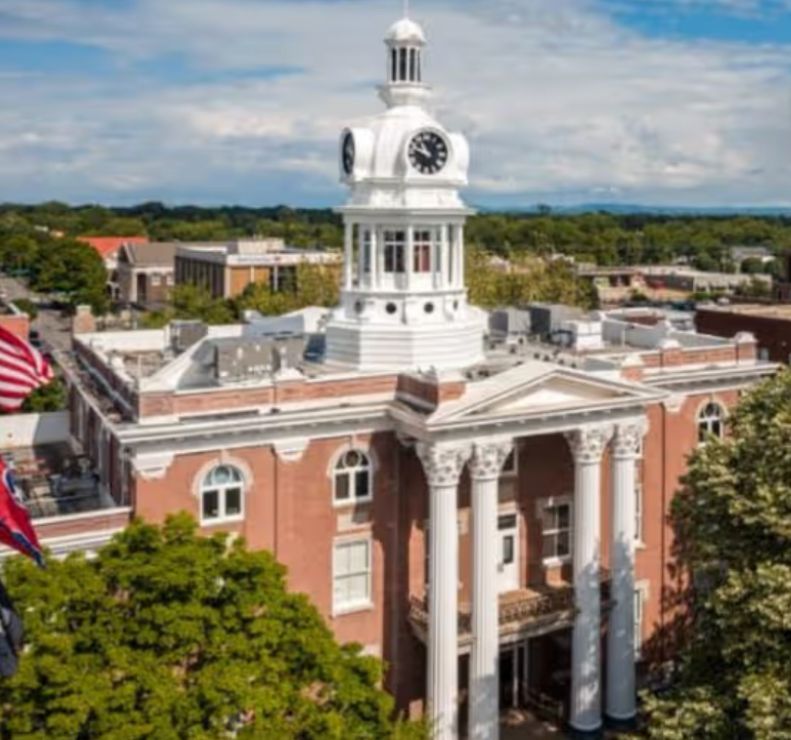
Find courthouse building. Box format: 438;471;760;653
11;14;776;740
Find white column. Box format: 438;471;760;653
417;442;471;740
565;426;612;735
606;420;645;724
406;226;415;290
455;225;465;288
357;225;366;289
469;439;513;740
343;222;353;290
368;227;378;290
375;226;385;289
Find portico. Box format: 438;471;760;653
397;363;659;739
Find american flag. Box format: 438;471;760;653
0;325;53;412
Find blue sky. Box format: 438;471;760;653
0;0;789;208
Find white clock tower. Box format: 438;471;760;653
324;14;485;371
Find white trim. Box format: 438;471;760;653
696;396;728;447
634;579;650;660
193;457;251;526
331;534;374;617
536;495;572;566
329;442;377;507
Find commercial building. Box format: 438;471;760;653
696;303;791;364
174;239;341;300
1;15;778;740
116;242;179;308
78;236;150;301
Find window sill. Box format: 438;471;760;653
332;601;374;618
542;556;571;568
333;498;373;510
200;515;244;527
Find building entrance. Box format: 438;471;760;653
497;513;519;593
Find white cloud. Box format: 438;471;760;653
0;0;789;206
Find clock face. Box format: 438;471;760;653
342;132;355;175
408;131;448;175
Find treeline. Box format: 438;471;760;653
2;201;790;270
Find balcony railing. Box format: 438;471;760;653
408;571;611;647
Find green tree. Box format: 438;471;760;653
0;514;423;739
643;371;791;739
20;378;66;413
30;238;109;314
171;284;234;325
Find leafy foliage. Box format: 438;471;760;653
642;371;791;739
19;378;66;413
466;247;598;310
0;515;421;739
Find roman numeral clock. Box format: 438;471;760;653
325;15;484;372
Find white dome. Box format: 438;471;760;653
385;17;427;44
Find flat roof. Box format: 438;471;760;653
698;303;791;320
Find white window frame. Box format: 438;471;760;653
697;401;725;446
538;496;572;566
332;448;373;506
332;536;373;616
634;582;649;660
634;479;644;547
150;273;162;287
199;465;245;525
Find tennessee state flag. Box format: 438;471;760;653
0;458;43;566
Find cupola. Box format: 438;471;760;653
380;16;430;108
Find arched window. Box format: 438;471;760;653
201;465;244;522
698;402;724;444
334;450;372;504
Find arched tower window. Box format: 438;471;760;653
200;465;244;522
697;402;725;444
334;449;372;504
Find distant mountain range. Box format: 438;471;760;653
475;203;791;216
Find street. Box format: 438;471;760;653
0;273;73;353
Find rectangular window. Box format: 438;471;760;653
384;230;405;273
634;588;644;659
362;230;372;274
225;487;242;517
413;230;433;273
150;274;162;287
333;539;372;613
634;480;643;544
541;500;571;562
399;48;407;82
202;489;219;520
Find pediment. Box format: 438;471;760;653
428;362;654;425
472;376;624;416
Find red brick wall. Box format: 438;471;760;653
0;314;30;340
697;308;791;364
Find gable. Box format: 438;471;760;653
472;376;625;417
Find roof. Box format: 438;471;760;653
697;303;791;320
119;242;179;268
78;236;148;259
386;17;427;44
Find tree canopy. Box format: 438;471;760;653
0;514;422;739
643;370;791;739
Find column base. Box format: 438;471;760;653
604;713;637;732
568;722;603;740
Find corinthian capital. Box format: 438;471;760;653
565;425;613;465
416;441;472;488
469;439;513;481
613;418;648;459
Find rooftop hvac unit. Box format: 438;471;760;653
171;320;208;353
